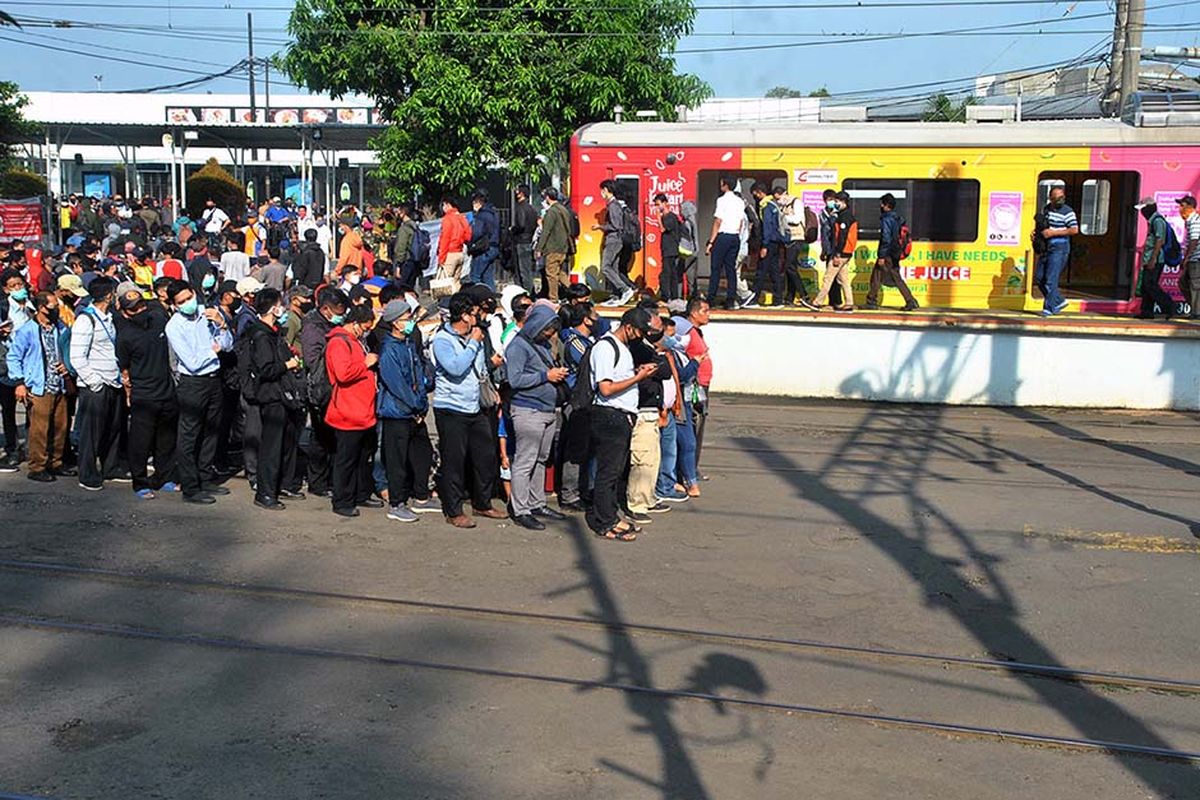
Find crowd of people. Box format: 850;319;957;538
0;199;720;541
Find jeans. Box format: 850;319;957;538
585;406;633;534
754;242;785;302
128;397;178;492
470;245;499;290
515;243;536;294
77;384;126;486
176;373;222;497
434;407;498;517
1035;241;1069;311
510;405;558;516
676;401;699;487
656;413;679;497
707;232;740;306
600;237;634;295
381;417;434;505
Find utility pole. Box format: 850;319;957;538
263;57;271;164
1102;0;1128;116
248;12;258;161
1118;0;1145;117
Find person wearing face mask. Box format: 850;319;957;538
504;303;569;530
0;269;32;470
624;304;674;523
376;299;438;523
431;292;507;529
213;280;246;476
1181;196;1200;319
556;302;596;511
806;191;856;313
71;277;129;491
165;279;234;505
338;265;363;295
325;304;382;518
115;291;178;499
667;316;701;498
654;316;696;505
811;188;843;308
242;288;304;511
301;286;350;498
1133;197;1177;321
186;238;217;298
865;193;919;312
1033;186;1078;318
6;290;73;481
284;285;313;351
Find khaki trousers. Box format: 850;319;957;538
545;252;570;300
626;410;662;513
27;391;68;474
814;257;853;307
442;251;466;280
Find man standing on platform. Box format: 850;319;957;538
1034;186;1078;318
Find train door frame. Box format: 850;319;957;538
694;168;788;284
613;173;642;283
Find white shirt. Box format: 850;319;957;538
591;334;638;413
220;250;252;282
714;191;745;236
201;207;230;234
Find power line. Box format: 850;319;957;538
0;0;1132;10
0;32;245;77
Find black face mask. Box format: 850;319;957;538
644;328;665;343
229;298;243;312
44;308;60;324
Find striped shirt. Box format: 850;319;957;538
1185;213;1200;263
1046;203;1078;231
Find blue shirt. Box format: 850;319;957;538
431;325;484;414
165;311;232;376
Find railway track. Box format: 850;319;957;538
2;557;1199;764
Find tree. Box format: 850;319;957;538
0;167;46;198
922;92;977;122
765;86;804;99
186;158;243;219
0;81;36;168
281;0;710;199
808;86;830;98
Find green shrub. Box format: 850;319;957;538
186;158;243;219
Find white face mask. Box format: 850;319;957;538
347;273;361;285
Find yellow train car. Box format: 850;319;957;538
568;119;1200;315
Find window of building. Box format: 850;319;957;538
843;179;980;242
1078;178;1110;236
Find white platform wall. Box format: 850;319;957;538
702;321;1200;410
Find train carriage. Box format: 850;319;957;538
568;116;1200;316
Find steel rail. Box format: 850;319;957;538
2;559;1198;695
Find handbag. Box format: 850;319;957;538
429;263;460;298
474;361;500;409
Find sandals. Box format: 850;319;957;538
597;522;638;542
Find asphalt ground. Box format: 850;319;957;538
1;396;1198;799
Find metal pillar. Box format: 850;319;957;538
1118;0;1145;115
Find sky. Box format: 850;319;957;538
1;0;1197;100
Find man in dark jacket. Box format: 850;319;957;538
116;292;178;498
654;193;684;302
243;287;303;510
299;286;348;497
186;239;216;297
505;303;569;530
291;228;326;290
511;185;538;295
392;204;421;289
468;190;501;290
865;193;919;311
750;182;786;308
376;299;437;523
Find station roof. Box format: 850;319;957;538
32;121;384;151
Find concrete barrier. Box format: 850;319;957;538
694;311;1200;410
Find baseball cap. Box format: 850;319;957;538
116;280;139;299
118;292;145;311
380;298;413;324
288;284;314;301
1135;196;1156;208
57;274;88;298
236;276;265;295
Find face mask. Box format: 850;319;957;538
826;201;837;211
645;328;665;343
329;312;346;325
45;308;60;324
178;298;199;317
202;274;216;290
661;334;678;350
229;297;243;312
10;288;28;302
347;274;361;285
403;320;416;336
276;308;290;326
1052;199;1065;208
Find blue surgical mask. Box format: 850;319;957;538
329;312;346;325
178;298;199;316
826;201;837;211
202;274;216;290
661;334;678;351
277;309;290;326
10;288;28;302
403;320;416;336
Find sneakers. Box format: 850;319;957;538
410;497;442;514
657;489;689;503
358;497;385;509
626;510;652;524
78;481;102;492
107;473;133;484
1053;299;1069;315
387;504;419;523
159;481;181;493
618;288;636;306
532;506;567;521
0;455;18;474
645;501;671;514
799;299;820;311
135;488;156;500
513;514;547;531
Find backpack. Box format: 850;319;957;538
896;217;914;260
620;206;642;252
306;331;350;408
1033;208;1050;255
565;204;581;239
1161;217;1183;267
235;330;259;402
408;223;431;266
773;200;789;242
569;336;619;412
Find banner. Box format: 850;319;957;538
986;191;1023;247
0;199;43;243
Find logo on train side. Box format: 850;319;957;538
793;169;838;185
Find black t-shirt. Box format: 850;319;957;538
115;306;175;404
628;338;670;411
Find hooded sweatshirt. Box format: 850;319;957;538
505;304;559;412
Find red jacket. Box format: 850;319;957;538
437;209;471;265
324;327;377;430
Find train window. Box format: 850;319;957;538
1079;179;1110;236
843;179;980;242
1037;179;1066;210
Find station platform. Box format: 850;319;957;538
609;305;1200;411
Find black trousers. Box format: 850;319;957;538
176;373;222;497
783;241;808;302
332;426;376;513
691;400;708;473
0;382;18;456
128;397;178;492
585;406;634;534
255;401;299;501
307;405;336;495
77;384;125;486
434;407;497;517
241;396;261;483
1139;263;1176;317
382;417;434;505
215;381;242;471
284;407;307;492
659;254;680;301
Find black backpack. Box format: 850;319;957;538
306;332;350;408
569;336;620;412
235;329;259;402
620;206;642;252
409;223;431;265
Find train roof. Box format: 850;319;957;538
575;119;1200;148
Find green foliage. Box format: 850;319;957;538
186;158;243;219
0;167;47;198
0;81;37;167
765;85;804;99
922;92;978;122
281;0;711;199
808;86;830;98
